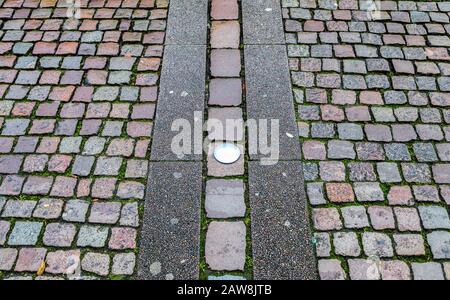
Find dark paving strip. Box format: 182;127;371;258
150;45;206;161
165;0;209;45
138;162;202;280
248;162;317;280
241;0;285;45
244;45;300;161
243;0;317;280
139;0;208;280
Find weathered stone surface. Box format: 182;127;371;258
138;162;202;280
205;221;246;271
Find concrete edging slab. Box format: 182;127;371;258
137;162;203;280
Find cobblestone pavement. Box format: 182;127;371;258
283;0;450;280
0;0;168;279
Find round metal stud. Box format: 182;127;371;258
213;143;241;164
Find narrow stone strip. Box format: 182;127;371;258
202;0;251;280
138;0;208;279
137;162;202;280
243;1;317;279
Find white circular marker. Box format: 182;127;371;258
213;143;241;164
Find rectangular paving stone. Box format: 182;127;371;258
245;45;301;160
242;0;285;44
248;161;317;279
165;0;208;45
138;162;202;280
150;45;205;161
